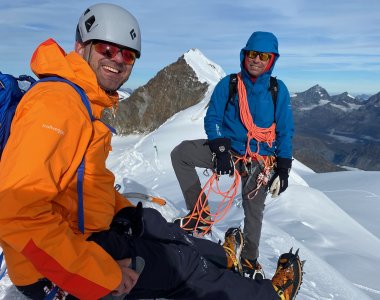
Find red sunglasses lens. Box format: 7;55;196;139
120;49;136;65
94;43;117;58
93;43;136;65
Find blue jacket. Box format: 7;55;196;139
204;31;294;158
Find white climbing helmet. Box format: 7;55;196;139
76;3;141;58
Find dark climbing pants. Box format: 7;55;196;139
120;207;278;300
16;208;277;300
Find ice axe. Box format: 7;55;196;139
115;184;167;206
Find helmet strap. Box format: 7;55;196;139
84;41;93;63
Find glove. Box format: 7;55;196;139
87;230;130;260
269;158;292;198
111;201;144;238
208;138;235;176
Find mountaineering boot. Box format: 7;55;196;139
222;227;244;274
173;206;212;233
241;258;265;280
271;248;304;300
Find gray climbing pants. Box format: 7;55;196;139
171;139;268;261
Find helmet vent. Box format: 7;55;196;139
85;15;95;32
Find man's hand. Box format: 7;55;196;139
113;258;140;296
208;138;234;176
111;202;144;238
269;157;292;198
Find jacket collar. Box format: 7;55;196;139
30;38;118;118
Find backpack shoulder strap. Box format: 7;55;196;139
224;73;238;113
0;252;7;280
226;74;278;120
37;77;94;121
33;77;93;234
228;73;238;102
269;76;278;113
37;77;117;134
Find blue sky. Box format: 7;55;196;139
1;0;379;95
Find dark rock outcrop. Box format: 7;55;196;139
103;56;209;134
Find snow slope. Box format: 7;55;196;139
105;98;380;300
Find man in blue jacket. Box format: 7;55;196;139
172;31;294;279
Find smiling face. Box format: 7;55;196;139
75;41;134;92
244;51;271;78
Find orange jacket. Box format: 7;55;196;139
0;39;133;299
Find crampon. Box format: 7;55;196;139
272;248;305;300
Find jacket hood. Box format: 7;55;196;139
240;31;280;75
30;38;118;110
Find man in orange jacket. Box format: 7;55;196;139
0;3;302;300
0;4;142;298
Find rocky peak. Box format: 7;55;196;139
103;49;224;135
292;84;331;110
330;92;363;112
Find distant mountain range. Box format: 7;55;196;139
109;49;380;172
291;85;380;171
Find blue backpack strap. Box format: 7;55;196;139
37;77;94;121
36;77;93;234
43;286;59;300
102;121;117;134
0;251;7;280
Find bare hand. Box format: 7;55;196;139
112;258;140;296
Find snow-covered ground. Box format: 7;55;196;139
106;98;380;300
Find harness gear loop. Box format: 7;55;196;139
246;156;276;199
230;153;276;199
